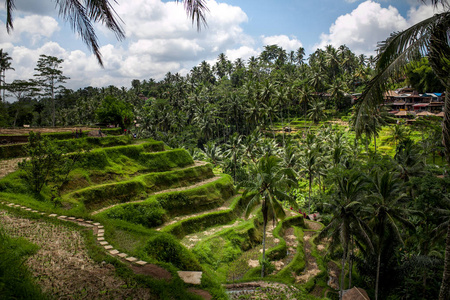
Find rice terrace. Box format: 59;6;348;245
1;0;450;299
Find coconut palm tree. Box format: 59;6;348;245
0;49;14;102
319;169;372;300
367;170;415;300
298;134;320;213
384;123;410;148
239;155;297;277
222;132;244;183
434;195;450;300
4;0;208;66
307;98;326;124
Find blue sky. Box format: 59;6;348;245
0;0;442;91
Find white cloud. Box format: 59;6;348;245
316;0;445;56
261;35;303;52
1;0;254;90
0;15;59;44
316;1;409;55
225;46;260;62
406;3;445;26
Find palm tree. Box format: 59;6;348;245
307;98;326;124
434;195;450;300
223;132;244;183
239;155;297;277
367;170;415;300
394;139;425;182
0;49;14;103
201;141;222;167
299;134;320;213
4;0;208;66
319;169;372;300
328;78;347;112
384;123;410;148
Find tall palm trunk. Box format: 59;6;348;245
340;247;347;300
308;172;312;214
439;221;450;300
348;236;353;288
373;134;377;155
375;251;381;300
261;203;268;278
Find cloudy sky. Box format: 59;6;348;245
0;0;443;91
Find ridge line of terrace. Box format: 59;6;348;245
90;174;222;216
64;160;209;196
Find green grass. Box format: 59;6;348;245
0;228;46;299
192;219;261;282
162;194;245;238
95;174;235;229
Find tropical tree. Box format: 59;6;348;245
222;132;244;183
434;189;450;300
307;98;326;124
366;170;415;300
319;169;372;300
239;155;296;277
298;134;320;213
4;0;208;65
33;55;69;127
384;123;410;148
0;49;14;102
201;141;223;167
96;95;133;129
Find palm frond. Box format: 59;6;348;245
85;0;125;39
5;0;15;33
244;193;261;219
180;0;209;30
56;0;104;66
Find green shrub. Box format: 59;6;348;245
0;171;30;194
0;143;26;159
0;230;46;299
106;200;167;227
145;233;202;271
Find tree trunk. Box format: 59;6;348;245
261;204;268;278
375;252;381;300
349;237;353;289
374;133;377;154
443;87;450;165
439;221;450;300
340;248;346;300
308;173;312;214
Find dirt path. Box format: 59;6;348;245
0;127;94;135
294;220;324;284
0;157;23;178
0;210;154;299
90;173;219;216
270;227;298;274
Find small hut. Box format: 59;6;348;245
416;111;435;117
342;287;370;300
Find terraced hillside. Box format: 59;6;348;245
0;135;338;299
